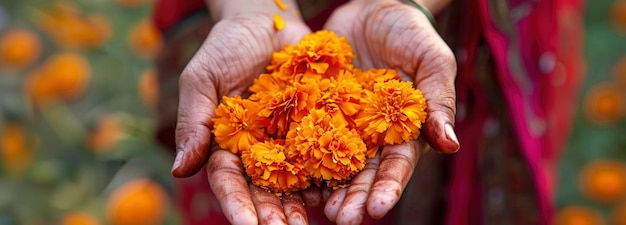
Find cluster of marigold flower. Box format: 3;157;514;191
211;30;428;195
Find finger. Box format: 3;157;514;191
335;155;381;225
281;193;309;225
353;1;460;154
172;68;219;177
249;184;288;225
206;150;258;225
366;141;421;219
322;185;333;203
301;186;323;207
415;54;459;154
410;13;460;154
324;187;348;222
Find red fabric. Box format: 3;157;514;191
152;0;350;33
152;0;206;33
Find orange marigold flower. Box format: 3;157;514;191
268;30;354;78
553;205;604;225
289;109;366;187
212;95;268;154
25;52;91;106
0;29;42;70
363;139;380;159
583;82;626;125
260;81;320;137
61;211;101;225
355;80;427;145
579;160;626;203
612;0;626;33
88;114;123;153
242;139;310;194
354;68;401;91
1;122;33;174
34;3;111;49
248;72;290;98
128;20;163;59
137;67;159;109
611;200;626;225
318;70;362;125
106;179;168;225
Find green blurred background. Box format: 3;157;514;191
0;0;625;224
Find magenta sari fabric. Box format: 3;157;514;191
449;0;583;224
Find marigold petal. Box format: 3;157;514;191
274;0;288;10
273;13;286;31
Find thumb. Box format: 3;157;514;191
172;68;219;177
383;3;459;154
414;39;459;154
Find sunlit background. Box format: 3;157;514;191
0;0;625;224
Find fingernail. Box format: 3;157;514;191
444;123;460;151
172;151;184;173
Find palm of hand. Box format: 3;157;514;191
174;13;315;225
325;1;446;78
188;14;311;101
318;1;459;224
325;0;458;152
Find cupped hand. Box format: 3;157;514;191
172;10;313;225
322;0;459;224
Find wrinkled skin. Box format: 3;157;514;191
320;1;458;224
173;1;459;224
174;12;312;225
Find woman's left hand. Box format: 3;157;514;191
321;0;459;223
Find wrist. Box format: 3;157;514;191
404;0;437;28
410;0;452;15
206;0;302;22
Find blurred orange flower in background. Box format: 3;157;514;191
137;67;159;109
1;122;33;174
612;0;626;33
61;211;101;225
106;179;168;225
611;201;626;225
88;115;123;152
128;20;163;59
25;52;91;105
34;2;111;49
0;29;42;70
554;205;605;225
583;82;626;125
579;160;626;203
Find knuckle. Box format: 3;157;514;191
207;151;242;175
434;95;457;112
348;182;371;194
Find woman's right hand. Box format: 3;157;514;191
171;0;313;224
